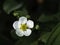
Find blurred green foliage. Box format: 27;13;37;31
0;0;60;45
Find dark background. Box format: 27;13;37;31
0;0;60;45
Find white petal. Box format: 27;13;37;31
16;29;24;37
18;21;21;29
24;29;32;36
27;20;34;28
13;21;18;29
19;17;27;24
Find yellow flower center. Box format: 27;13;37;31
20;24;27;31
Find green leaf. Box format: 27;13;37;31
38;14;54;22
38;22;58;44
38;12;60;22
40;32;51;43
46;23;60;45
52;34;60;45
3;0;23;14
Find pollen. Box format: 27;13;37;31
20;24;27;31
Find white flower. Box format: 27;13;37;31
13;16;34;37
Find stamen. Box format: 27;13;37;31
20;24;27;31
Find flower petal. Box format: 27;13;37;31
18;21;21;29
27;20;34;28
19;17;27;24
13;21;18;29
24;29;32;36
16;29;24;37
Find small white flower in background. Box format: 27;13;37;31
13;16;34;37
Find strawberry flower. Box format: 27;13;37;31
13;16;34;37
